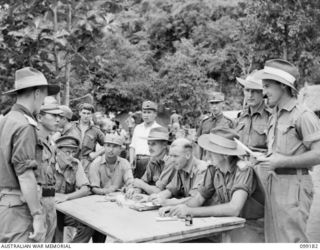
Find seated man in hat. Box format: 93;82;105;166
36;103;64;242
129;100;161;179
126;127;176;196
89;134;133;195
195;92;233;160
150;138;207;206
73;103;105;177
160;128;263;242
54;136;91;243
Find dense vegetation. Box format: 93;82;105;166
1;0;320;126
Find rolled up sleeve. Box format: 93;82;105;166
231;167;256;197
156;165;176;191
88;157;102;188
12;125;38;176
198;165;216;200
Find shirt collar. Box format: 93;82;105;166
279;97;297;112
181;157;195;177
211;111;223;119
216;160;237;175
11;104;37;120
102;156;120;168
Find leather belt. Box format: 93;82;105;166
42;187;55;197
275;168;308;175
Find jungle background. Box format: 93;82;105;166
1;0;320;126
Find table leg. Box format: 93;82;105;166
221;231;232;243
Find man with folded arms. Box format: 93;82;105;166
258;59;320;242
150;138;207;206
127;127;176;196
0;67;60;242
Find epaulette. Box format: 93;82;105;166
24;114;38;127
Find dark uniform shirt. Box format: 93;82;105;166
141;151;176;191
0;104;38;189
36;135;56;187
235;101;270;151
196;112;234;140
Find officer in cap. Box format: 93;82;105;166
129;100;161;178
257;59;320;242
196;92;233;160
0;67;60;242
54;136;91;243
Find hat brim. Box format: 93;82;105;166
2;84;60;95
104;141;123;146
57;145;79;149
148;137;169;141
236;78;263;90
43;109;63;115
198;134;246;156
260;72;297;91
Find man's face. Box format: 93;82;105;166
142;109;157;124
148;140;167;158
105;143;122;158
94;113;104;126
205;151;225;166
79;109;92;123
34;88;48;114
59;147;78;160
208;102;222;116
244;88;263;108
169;145;189;171
58;116;68;128
262;80;284;108
39;113;61;132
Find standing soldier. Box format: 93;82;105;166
129;100;161;178
73;103;105;177
236;70;270;152
195;92;233;160
0;67;60;242
257;59;320;242
36;103;63;242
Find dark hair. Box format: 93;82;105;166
16;86;47;96
79;103;95;113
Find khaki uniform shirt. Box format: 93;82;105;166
141;151;176;190
199;164;256;204
0;104;38;189
236;101;270;151
55;157;89;194
267;98;320;156
166;157;207;197
72;121;105;158
36;135;56;187
89;156;133;189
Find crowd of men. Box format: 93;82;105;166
0;58;319;243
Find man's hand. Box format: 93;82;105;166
89;152;97;161
159;206;172;217
256;153;288;170
150;195;166;206
28;214;46;242
125;188;137;199
132;178;145;189
55;193;69;204
168;204;190;218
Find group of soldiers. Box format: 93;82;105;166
0;58;319;243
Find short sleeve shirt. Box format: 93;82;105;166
199;164;256;205
141;154;176;190
89;156;133;189
129;121;161;155
55;156;89;194
166;157;208;198
0;104;38;189
235;101;270;151
267;98;320;156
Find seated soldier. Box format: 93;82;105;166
150;138;207;206
89;134;133;195
159;128;264;242
54;136;91;243
126;127;176;196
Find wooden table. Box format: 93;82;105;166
56;195;245;243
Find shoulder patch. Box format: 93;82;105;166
24;114;38;127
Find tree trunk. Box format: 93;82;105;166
65;2;72;106
52;3;61;103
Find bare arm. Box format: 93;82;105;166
65;186;90;200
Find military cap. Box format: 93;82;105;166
3;67;60;95
142;100;157;111
104;133;124;146
236;70;264;90
40;103;63;115
59;105;73;120
55;136;80;149
208;92;225;103
148;127;169;141
260;59;299;91
79;103;95;113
